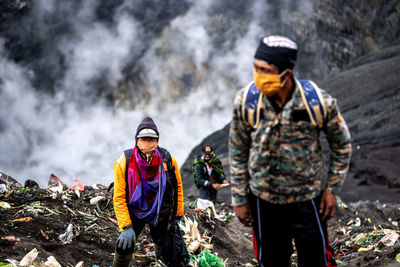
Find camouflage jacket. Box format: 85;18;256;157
229;79;352;206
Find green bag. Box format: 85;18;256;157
197;250;224;267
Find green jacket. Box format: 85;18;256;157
193;155;225;188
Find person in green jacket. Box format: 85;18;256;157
193;145;229;204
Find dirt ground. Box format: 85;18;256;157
0;172;399;266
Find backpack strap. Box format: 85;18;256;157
241;81;263;128
241;79;326;129
158;147;178;219
124;149;133;204
297;79;327;128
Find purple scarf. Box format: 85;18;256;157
127;148;166;225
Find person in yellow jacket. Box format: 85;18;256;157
112;117;184;267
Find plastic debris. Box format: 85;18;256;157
24;180;39;188
0;262;13;267
19;248;39;267
196;250;225;267
58;223;74;244
44;256;61;267
197;198;217;217
48;173;65;188
354;233;368;245
71;179;84;197
357;246;373;252
48;174;65;194
90;196;105;205
378;232;399;247
0;202;11;209
0;183;7;193
75;261;84;267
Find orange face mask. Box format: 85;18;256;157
253;69;288;97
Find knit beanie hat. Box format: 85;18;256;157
135;117;159;140
254;35;298;71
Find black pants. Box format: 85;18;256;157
116;215;169;255
198;186;217;204
249;193;336;267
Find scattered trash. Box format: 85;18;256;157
90;196;105;205
44;256;61;267
0;183;7;193
12;217;33;223
358;246;374;252
40;229;50;240
75;261;84;267
354;233;369;245
48;174;65;194
378;232;399;247
195;250;225;267
48;174;66;188
197;198;217;218
58;224;74;244
179;217;213;253
354;217;361;227
71;179;84;197
0;201;11;209
0;262;13;267
24;180;39;188
19;248;39;267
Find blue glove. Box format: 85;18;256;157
117;228;136;250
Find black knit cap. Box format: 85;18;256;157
254;35;298;71
135;117;159;140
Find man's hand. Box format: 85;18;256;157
234;203;253;227
212;183;221;190
319;190;337;221
117;228;136;250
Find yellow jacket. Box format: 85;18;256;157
113;151;184;231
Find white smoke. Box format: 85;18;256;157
0;0;312;187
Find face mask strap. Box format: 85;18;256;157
280;69;289;86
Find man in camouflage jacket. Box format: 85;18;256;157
229;35;351;267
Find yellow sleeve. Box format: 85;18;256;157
171;157;184;217
113;153;132;232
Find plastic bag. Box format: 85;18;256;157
160;221;190;267
197;198;217;217
197;250;224;267
58;223;74;244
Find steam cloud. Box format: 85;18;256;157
0;0;311;187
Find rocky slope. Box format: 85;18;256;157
1;173;399;266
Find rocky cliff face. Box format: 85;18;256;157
2;0;398;107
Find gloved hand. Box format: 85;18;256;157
117;228;136;250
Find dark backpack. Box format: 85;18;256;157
124;147;178;219
242;79;327;128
